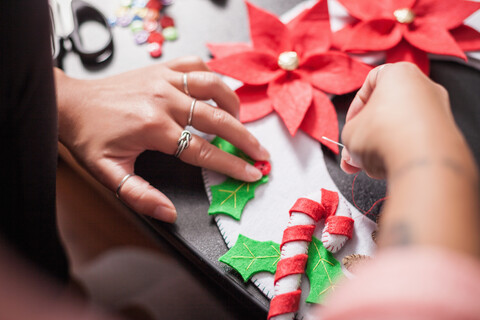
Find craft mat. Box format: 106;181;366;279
203;1;480;319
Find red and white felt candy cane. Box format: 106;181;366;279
321;195;355;253
268;189;342;320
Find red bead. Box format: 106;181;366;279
147;31;164;44
148;42;162;58
254;160;271;175
160;15;175;28
146;0;162;11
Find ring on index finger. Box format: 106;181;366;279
175;130;192;158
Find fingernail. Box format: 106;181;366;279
259;145;270;160
246;164;263;181
154;206;177;223
341;148;351;163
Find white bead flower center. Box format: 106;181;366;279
278;51;299;71
394;8;415;24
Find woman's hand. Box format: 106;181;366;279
340;62;459;179
55;57;269;223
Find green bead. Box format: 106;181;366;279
162;26;178;41
120;0;132;7
130;20;143;33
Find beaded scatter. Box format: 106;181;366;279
111;0;178;58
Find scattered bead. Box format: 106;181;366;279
113;0;177;59
117;14;133;27
160;15;174;28
134;30;149;44
130;19;144;32
148;31;164;44
148;42;163;58
143;19;158;32
162;26;178;40
107;16;117;27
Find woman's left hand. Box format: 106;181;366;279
55;57;269;223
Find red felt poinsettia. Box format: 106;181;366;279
207;0;372;153
333;0;480;74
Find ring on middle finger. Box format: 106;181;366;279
175;129;192;158
187;98;197;127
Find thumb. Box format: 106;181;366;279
113;172;177;223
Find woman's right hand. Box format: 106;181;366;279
340;62;462;179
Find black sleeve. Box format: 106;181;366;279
0;0;68;282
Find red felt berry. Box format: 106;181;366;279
146;0;162;11
254;160;271;175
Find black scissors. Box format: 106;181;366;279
49;0;114;69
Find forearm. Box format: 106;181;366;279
378;131;480;257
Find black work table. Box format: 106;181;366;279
63;1;480;319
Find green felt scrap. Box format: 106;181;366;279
219;234;280;282
211;136;253;164
208;175;269;220
305;237;343;304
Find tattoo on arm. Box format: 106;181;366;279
383;221;412;247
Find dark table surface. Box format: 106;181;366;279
64;1;480;319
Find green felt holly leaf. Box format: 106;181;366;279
219;234;280;282
211;136;253;164
305;237;344;304
208;175;269;220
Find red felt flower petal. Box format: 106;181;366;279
450;25;480;52
413;0;480;30
337;0;415;21
404;23;467;60
342;20;403;52
267;73;313;136
207;52;283;85
236;85;273;123
300;51;372;95
207;43;252;59
386;39;430;75
300;90;339;154
332;22;356;50
246;1;291;56
287;0;331;57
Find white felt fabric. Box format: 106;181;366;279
203;1;480;319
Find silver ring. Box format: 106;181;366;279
183;73;191;96
175;130;192;158
187;98;197;126
116;173;135;199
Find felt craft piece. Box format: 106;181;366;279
268;290;302;320
207;0;372;153
207;136;269;220
219;234;280;282
208;176;269;220
333;0;480;74
304;237;343;304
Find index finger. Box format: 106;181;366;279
346;64;390;122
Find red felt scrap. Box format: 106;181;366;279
236;85;273;123
321;188;339;219
334;0;480;74
147;31;164;44
160;15;175;28
207;0;371;152
274;254;308;284
325;215;355;239
267;290;302;319
280;225;315;250
289;198;325;222
146;0;162;11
